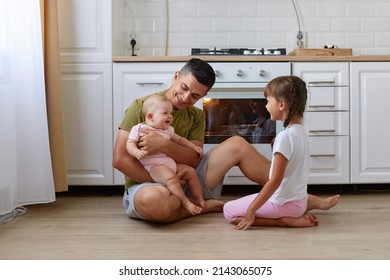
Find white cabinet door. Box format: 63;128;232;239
113;62;185;184
58;0;114;186
293;62;350;184
350;62;390;183
58;0;112;63
61;63;113;185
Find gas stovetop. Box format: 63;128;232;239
191;48;287;56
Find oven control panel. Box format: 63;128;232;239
209;62;291;83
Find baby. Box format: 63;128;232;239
126;94;206;215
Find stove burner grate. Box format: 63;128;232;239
191;47;287;56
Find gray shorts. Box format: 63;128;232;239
123;149;224;219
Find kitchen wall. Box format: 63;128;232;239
116;0;390;56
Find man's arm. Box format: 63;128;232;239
138;130;202;168
170;133;203;157
112;129;153;183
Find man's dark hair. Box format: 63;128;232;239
179;58;216;90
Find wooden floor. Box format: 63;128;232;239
1;185;390;260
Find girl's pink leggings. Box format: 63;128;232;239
223;194;307;222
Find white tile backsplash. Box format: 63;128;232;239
346;3;375;17
376;3;390;16
120;0;390;56
361;19;388;32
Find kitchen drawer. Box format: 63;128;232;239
306;86;349;111
292;62;349;86
308;136;350;184
305;111;349;136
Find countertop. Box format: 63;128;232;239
113;55;390;62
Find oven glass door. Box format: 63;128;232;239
195;84;283;161
204;97;275;144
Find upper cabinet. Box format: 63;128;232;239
57;0;112;63
350;62;390;183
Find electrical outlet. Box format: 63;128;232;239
295;31;307;49
125;31;138;50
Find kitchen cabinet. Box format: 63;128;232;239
58;0;112;63
61;64;113;185
350;62;390;183
60;53;390;187
113;62;185;184
58;0;113;185
292;62;350;184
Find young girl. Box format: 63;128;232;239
126;94;206;215
223;76;314;230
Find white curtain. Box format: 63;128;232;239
0;0;55;221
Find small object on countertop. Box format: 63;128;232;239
131;39;137;56
288;48;352;56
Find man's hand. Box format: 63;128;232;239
192;145;203;158
138;128;168;155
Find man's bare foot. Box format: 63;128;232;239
201;199;225;214
194;197;206;209
280;214;319;227
306;194;340;212
183;200;203;215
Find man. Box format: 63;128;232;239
112;58;339;225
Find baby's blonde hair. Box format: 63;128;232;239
142;94;172;116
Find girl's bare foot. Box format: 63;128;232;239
321;195;340;210
280;214;319;227
306;194;340;212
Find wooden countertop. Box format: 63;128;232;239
113;55;390;62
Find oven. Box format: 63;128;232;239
195;62;291;185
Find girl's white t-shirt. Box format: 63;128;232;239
269;124;309;206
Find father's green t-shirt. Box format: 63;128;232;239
119;90;206;189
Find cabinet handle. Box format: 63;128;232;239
308;81;336;85
136;82;164;86
309;129;336;133
308;105;336;108
310;154;336;157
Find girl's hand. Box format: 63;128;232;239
235;211;256;231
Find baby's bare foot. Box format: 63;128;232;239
183;200;203;215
